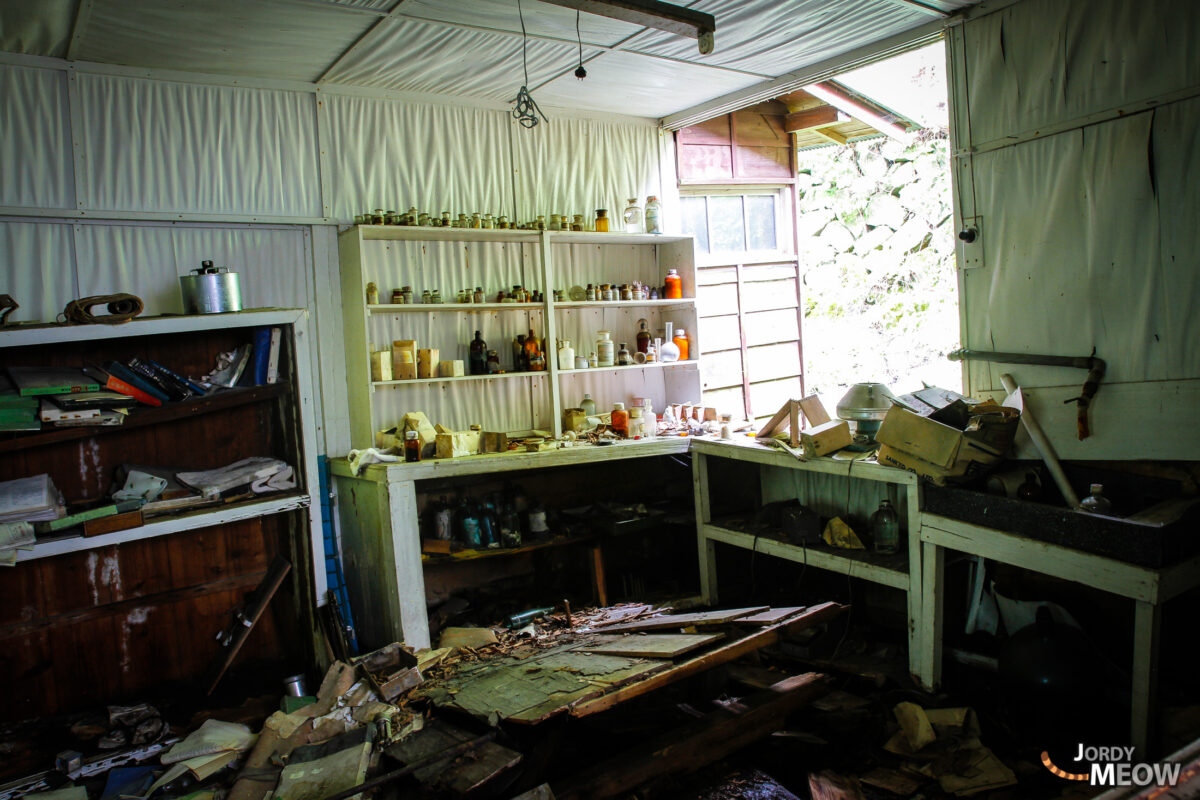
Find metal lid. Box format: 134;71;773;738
836;382;898;421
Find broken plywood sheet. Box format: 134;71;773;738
433;649;670;725
580;633;723;659
439;626;499;650
386;720;520;795
736;607;806;626
273;742;372;800
594;606;769;634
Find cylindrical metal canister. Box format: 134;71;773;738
180;268;242;314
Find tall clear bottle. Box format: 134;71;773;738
871;499;900;554
623;198;643;233
644;196;662;234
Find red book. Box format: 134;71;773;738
82;366;162;407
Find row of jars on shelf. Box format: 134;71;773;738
366;269;684;306
354;197;661;233
462;321;690;376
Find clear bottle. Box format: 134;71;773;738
641;399;655;437
595;209;609;232
470;212;482;229
434;495;454;540
664;268;682;299
588;352;598;368
636;318;651;354
558;339;575;370
483;213;494;229
572;214;585;232
623;198;643;233
659;323;681;362
473;286;484;304
611;402;629;437
596;330;615;366
871;499;900;554
672;327;690;360
645;196;661;234
404;430;421;463
469;331;487;375
586;284;596;301
580;393;597;416
629;405;644;438
1080;483;1113;514
486;349;501;374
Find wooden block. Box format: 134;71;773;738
736;607;806;626
800;420;851;457
391;340;416;372
83;509;143;537
437;360;464;377
417;349;440;379
799;394;831;426
396;362;417;380
370;351;392;382
422;538;452;554
481;431;509;453
436;430;480;459
581;633;724;659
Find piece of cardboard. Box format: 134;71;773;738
392;340;417;380
876;403;1019;485
800;419;851;457
417;349;440;379
402;411;438;456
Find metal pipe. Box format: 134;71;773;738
1000;374;1080;509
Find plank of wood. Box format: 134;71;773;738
592;606;769;634
554;673;829;800
569;602;845;718
588;604;651;628
808;771;866;800
387;719;522;795
580;633;723;659
735;606;806;626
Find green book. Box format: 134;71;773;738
33;500;143;534
0;408;37;423
0;374;38;408
0;417;41;432
7;367;100;397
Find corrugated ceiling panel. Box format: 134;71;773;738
0;65;74;209
0;221;76;324
0;0;74;58
397;0;644;47
323;16;593;98
77;74;322;217
75;0;373;82
509;113;661;222
324;95;512;221
626;0;925;76
328;0;394;9
533;50;761;117
963;0;1200;146
73;224;310;315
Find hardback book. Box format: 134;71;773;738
102;362;170;404
48;391;134;411
82;366;164;407
7;367;99;396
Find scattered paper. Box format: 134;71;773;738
161;719;255;764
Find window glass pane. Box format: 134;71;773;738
681;196;710;253
708;195;746;252
746;195;776;250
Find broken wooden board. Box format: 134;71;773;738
859;767;924;796
587;604;651;628
386;720;521;795
735;607;806;626
808;771;866;800
592;606;769;634
554;673;829;800
579;633;723;659
425;647;671;725
569;602;846;718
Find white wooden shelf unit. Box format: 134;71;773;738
339;225;702;447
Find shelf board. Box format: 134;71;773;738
17;492;311;562
553;299;694;309
0;383;290;454
0;308;306;348
369;302;544;313
557;360;699;375
423;532;596;564
548;232;693;245
372;372;542;387
702;523;910;589
357;226;540;243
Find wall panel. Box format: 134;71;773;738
0;65;74;209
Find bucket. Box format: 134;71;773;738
180;261;242;314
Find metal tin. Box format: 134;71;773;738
180;263;241;314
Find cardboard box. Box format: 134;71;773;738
370;350;393;382
562;408;589;433
417;348;440;379
392;340;417;380
800;419;852;457
875;402;1020;485
437;360;464;377
435;429;480;459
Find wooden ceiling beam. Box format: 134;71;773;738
784;105;850;133
811;126;849;145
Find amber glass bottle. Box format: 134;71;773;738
610;402;629;436
672;327;689;361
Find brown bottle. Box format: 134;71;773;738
514;335;527;371
469;330;487;375
524;329;543;370
636;319;651;354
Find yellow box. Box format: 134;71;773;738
875;403;1019;485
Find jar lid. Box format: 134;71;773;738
613;402;625;410
630;406;643;417
405;430;419;439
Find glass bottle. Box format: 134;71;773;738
366;282;379;305
558;339;575;370
586;284;596;301
421;289;432;304
434;495;454;540
580;393;597;416
457;498;482;548
629;405;644;438
659;323;681;362
611;402;629;436
664;268;683;299
1080;483;1113;514
473;286;484;304
641;399;655;437
536;215;546;231
486;349;501;374
499;503;522;547
623;198;643;233
431;289;442;304
871;499;900;554
371;208;385;225
469;331;487;375
617;342;632;366
595;209;609;232
636;319;651;354
645;196;661;234
514;334;527;371
549;213;561;231
572;214;585;232
528;502;550;540
672;327;690;360
588;352;598;368
441;211;451;227
596;330;615;367
418;212;430;227
483;213;494;229
404;430;421;463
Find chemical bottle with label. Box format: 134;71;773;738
611;402;629;436
469;331;487;375
645;196;661;234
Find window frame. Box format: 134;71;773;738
680;185;795;267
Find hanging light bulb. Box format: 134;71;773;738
574;10;587;80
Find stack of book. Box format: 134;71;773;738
0;474;65;564
0;374;39;431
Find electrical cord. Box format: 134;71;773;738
60;293;144;325
511;0;548;128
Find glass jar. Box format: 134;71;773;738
366;282;379;305
421;289;432;304
586;284;596;301
595;209;609;232
596;330;615;367
354;214;366;225
1081;483;1113;514
871;499;900;554
536;215;546;231
672;327;689;360
470;212;481;229
549;213;561;231
617;342;632;366
498;215;509;229
401;286;414;304
486;349;501;374
371;209;385;225
418;212;430;227
629;405;644;438
572;214;585;232
483;213;494;229
664;268;683;299
404;430;421;462
611;402;629;436
588;352;598;368
645;196;661;234
473;287;485;304
558;339;575;370
431;289;442;303
623;198;643;233
442;211;452;226
620;285;633;301
580;393;596;416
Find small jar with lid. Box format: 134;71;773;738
610;402;629;436
585;284;596;301
486;350;501;373
431;289;442;304
483;213;494;229
473;287;485;304
549;213;561;231
536;215;546;231
470;212;482;229
385;210;400;225
617;342;632;366
629;406;645;438
498;215;509;229
572;214;585;231
421;289;432;304
371;209;385;225
354;214;366;225
595;209;609;232
441;211;452;226
366;282;379;305
596;330;615;366
404;430;421;462
620;284;633;301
